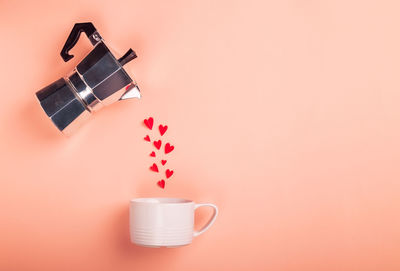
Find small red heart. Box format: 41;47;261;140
165;143;174;154
159;125;168;136
150;163;158;172
165;169;174;179
150;151;156;157
144;117;154;130
157;180;165;189
153;140;162;150
161;160;167;166
144;135;150;142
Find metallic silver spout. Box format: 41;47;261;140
120;85;141;100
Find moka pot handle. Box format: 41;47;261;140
60;22;100;62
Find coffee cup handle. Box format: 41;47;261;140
193;203;218;237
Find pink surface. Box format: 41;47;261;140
1;0;400;270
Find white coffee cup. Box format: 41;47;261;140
130;198;218;247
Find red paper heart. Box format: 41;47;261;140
153;140;162;150
159;125;168;136
144;117;154;130
144;135;150;142
150;163;159;172
150;151;156;157
165;169;174;179
157;180;165;189
165;143;174;154
161;160;167;166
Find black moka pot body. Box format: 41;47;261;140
36;22;140;134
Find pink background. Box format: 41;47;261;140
1;0;400;270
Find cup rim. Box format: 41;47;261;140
130;197;193;205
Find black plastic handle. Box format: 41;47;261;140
60;22;99;62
